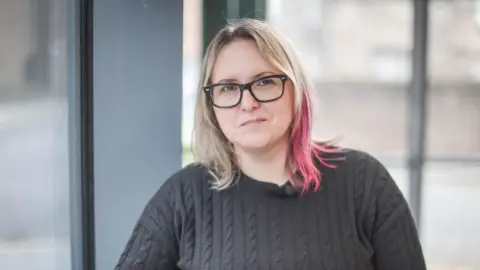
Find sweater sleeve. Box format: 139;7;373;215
114;179;179;270
356;153;426;270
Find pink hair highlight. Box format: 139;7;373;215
290;90;341;193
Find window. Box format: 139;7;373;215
0;1;72;269
372;48;411;82
470;55;480;81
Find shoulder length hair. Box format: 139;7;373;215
193;18;338;191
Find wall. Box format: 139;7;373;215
93;1;183;269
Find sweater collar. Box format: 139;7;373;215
234;172;314;199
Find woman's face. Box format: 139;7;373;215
209;39;295;152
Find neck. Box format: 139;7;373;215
235;137;291;186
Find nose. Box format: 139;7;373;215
239;89;259;111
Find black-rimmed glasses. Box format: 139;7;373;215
203;74;289;108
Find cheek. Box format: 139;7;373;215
274;102;294;126
213;108;236;135
264;99;294;133
274;86;295;123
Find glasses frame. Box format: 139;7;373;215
203;74;289;108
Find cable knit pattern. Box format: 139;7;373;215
201;184;213;269
296;202;308;269
183;180;195;265
221;192;233;270
270;201;283;270
114;149;426;270
245;200;258;269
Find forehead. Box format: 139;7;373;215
210;39;277;83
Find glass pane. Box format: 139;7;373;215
428;0;480;158
423;162;480;269
424;1;480;269
267;0;411;156
0;0;71;269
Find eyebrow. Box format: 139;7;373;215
216;71;275;84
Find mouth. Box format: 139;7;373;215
240;118;267;127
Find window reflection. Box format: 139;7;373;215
0;0;71;269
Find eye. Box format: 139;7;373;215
221;85;237;92
257;78;274;86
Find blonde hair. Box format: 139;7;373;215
193;18;332;190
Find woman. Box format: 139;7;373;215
115;19;426;270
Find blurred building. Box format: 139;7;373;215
270;0;480;83
0;0;66;99
267;0;480;156
4;0;479;156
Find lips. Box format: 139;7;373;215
240;118;266;126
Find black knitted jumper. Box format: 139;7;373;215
115;149;426;270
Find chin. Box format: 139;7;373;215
235;135;272;151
